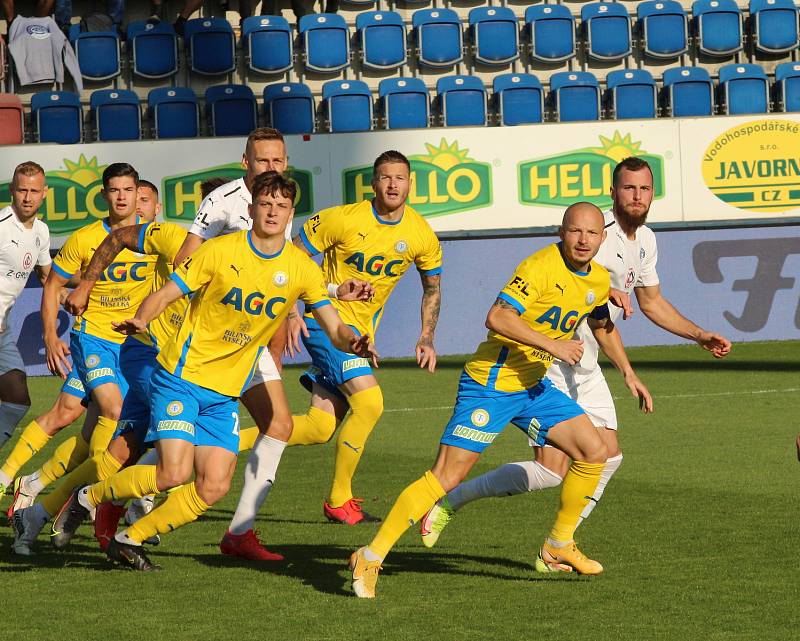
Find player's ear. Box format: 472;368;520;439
241;153;248;170
601;229;607;243
557;225;565;240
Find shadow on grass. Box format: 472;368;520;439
630;359;800;373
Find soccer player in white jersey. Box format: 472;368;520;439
420;157;733;566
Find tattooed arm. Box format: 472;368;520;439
416;272;441;373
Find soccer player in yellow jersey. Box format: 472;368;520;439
12;164;157;555
60;172;376;570
349;202;652;598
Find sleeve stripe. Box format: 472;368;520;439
418;266;442;276
137;223;151;254
497;292;526;314
298;227;320;256
308;299;332;310
51;262;74;279
170;272;192;295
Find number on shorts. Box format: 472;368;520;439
231;412;240;436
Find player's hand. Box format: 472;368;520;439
609;288;633;320
337;278;375;302
550;339;584;365
624;371;653;413
696;331;732;359
285;312;309;357
44;335;71;379
415;335;437;373
112;318;147;336
350;333;379;368
64;282;92;316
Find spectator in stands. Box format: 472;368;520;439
1;0;13;25
36;0;125;35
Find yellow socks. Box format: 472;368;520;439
548;460;605;543
0;420;50;480
238;426;259;452
41;449;124;515
39;434;90;487
127;483;209;544
89;416;118;457
87;464;158;507
369;471;445;560
328;386;383;507
287;406;337;446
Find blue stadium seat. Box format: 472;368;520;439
718;64;769;115
30;91;82;144
492;73;543;126
436;75;486;126
750;0;799;54
692;0;743;57
581;3;632;62
605;69;657;119
377;77;429;129
68;25;121;80
183;18;236;75
242;15;293;74
356;12;406;71
205;85;257;137
321;80;373;132
550;71;601;122
637;1;688;59
524;5;576;63
662;66;714;116
299;14;350;73
412;9;464;68
148;88;199;139
90;90;141;141
468;7;520;66
774;62;800;112
127;20;178;79
263;83;315;134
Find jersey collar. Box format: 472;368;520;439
557;242;590;277
247;230;285;259
370;200;403;226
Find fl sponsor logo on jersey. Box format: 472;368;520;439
342;139;493;217
517;132;665;208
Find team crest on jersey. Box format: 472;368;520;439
585;290;596;305
166;401;184;416
23;252;33;270
625;268;635;289
640;248;646;259
272;271;288;287
395;240;408;253
85;354;100;368
35;237;41;247
471;409;490;427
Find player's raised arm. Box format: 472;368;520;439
41;268;72;378
416;272;441;372
311;303;379;367
172;232;204;269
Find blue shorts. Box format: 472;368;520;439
147;365;240;454
114;339;159;446
69;331;129;397
60;368;89;406
299;316;372;399
440;372;586;453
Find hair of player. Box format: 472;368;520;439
245;127;285;154
11;161;46;187
199;177;230;199
138;179;159;196
372;150;411;180
102;163;140;189
612;157;653;187
250;171;297;203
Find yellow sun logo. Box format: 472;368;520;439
589;132;644;163
50;155;107;187
413;139;476;171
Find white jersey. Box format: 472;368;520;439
188;177;292;242
0;206;51;333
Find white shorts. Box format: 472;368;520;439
245;349;281;390
0;331;25;377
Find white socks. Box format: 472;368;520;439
0;402;29;449
577;453;623;527
228;434;287;535
446;461;563;511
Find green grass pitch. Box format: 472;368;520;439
1;340;798;641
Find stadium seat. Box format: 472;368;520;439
299;14;350;73
321;80;373;133
436;76;486;127
263;83;315;134
148;87;199;139
468;7;520;66
581;3;632;62
412;9;464;68
90;90;141;141
605;69;657;119
662;66;714;116
183;18;236;76
637;1;689;59
241;15;293;74
31;92;82;144
774;62;800;112
356;11;406;71
718;64;769;115
0;93;24;144
549;71;601;122
127;20;178;79
749;0;799;55
377;77;430;129
205;85;257;137
492;73;544;126
692;0;743;57
524;5;576;63
68;25;121;81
